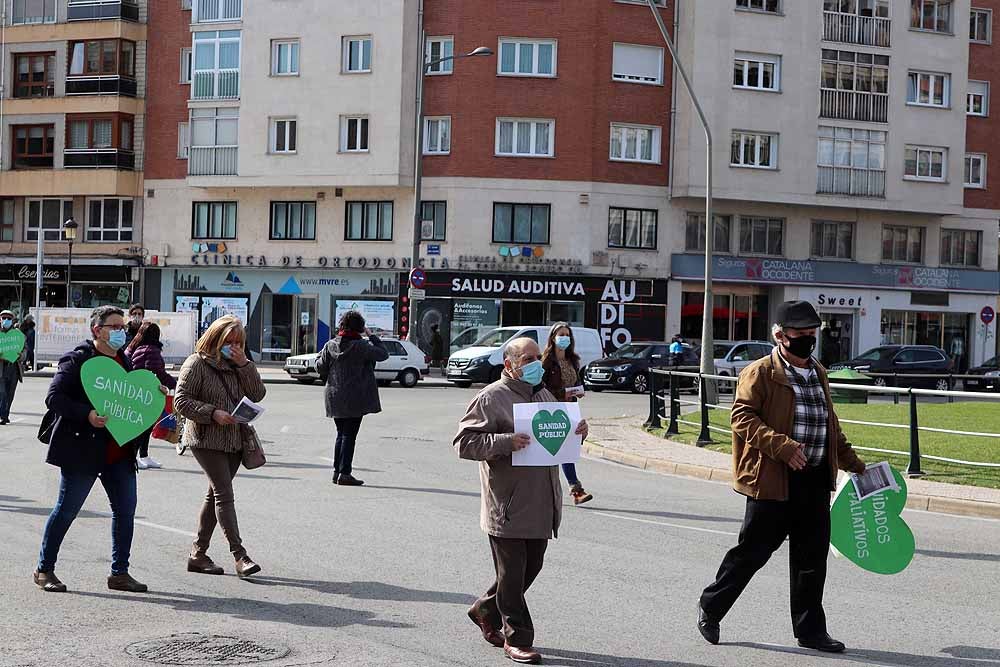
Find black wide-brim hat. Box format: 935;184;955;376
776;300;821;329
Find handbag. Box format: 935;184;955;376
37;409;57;445
208;363;266;469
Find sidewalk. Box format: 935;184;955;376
585;417;1000;520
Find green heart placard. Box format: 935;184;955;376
81;356;166;447
830;466;915;575
0;329;26;363
532;409;572;456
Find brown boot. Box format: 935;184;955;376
504;644;542;664
187;553;224;575
235;556;261;578
107;573;148;593
570;484;593;505
33;570;67;593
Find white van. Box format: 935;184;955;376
446;326;603;388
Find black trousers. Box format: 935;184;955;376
472;536;548;648
333;417;363;476
700;465;832;638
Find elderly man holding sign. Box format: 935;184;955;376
454;337;588;665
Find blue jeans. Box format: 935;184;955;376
38;459;137;575
333;417;363;476
561;463;581;487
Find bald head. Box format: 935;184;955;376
505;337;540;365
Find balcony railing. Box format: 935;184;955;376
189;146;238;176
822;11;891;47
64;149;135;170
192;70;239;100
195;0;242;22
67;0;140;22
817;166;886;198
820;89;889;123
66;75;137;97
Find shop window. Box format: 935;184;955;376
12;124;55;169
881;225;923;263
420;201;446;241
810;221;854;259
1;199;14;242
25;199;74;242
493;203;550;244
270;202;316;240
608;207;657;249
192;201;237;239
549;302;584;326
940;229;981;267
738;216;783;256
86;198;134;242
14;53;56;98
345;201;393;241
685;213;732;253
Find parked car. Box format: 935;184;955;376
713;340;774;391
446;326;604;388
585;342;698;394
962;356;1000;392
284;336;429;388
830;345;954;390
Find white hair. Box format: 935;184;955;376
771;323;783;343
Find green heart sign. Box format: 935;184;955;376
830;467;915;575
531;409;572;456
81;356;166;447
0;329;26;363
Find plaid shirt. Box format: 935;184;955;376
780;354;828;467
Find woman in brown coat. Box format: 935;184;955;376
175;315;266;577
541;322;594;505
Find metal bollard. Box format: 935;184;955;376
697;375;713;446
906;389;925;477
665;371;680;436
947;375;955;404
644;371;662;430
892;373;899;405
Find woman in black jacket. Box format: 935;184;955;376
316;310;389;486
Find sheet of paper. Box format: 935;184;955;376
565;385;585;399
231;396;265;424
511;401;582;467
850;461;900;502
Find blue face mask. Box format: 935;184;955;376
518;360;544;386
555;335;571;350
221;344;233;359
0;319;12;330
107;329;127;350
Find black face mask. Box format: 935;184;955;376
782;334;816;359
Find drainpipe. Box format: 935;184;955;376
666;0;678;193
1;1;7;177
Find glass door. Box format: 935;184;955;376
261;293;294;363
295;295;318;356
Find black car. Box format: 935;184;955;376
584;342;698;394
830;345;954;390
963;356;1000;392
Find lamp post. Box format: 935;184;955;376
63;218;78;307
407;40;493;341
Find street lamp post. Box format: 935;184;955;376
407;39;492;341
64;218;78;307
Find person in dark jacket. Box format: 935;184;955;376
430;324;445;376
129;322;177;470
0;309;24;425
316;310;389;486
34;305;166;594
20;314;35;372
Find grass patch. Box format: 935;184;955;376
648;401;1000;489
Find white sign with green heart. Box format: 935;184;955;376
512;402;583;467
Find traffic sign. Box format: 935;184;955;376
408;288;426;300
409;267;427;289
981;306;995;325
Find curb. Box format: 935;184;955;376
582;441;1000;521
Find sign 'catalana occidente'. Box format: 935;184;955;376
81;356;165;447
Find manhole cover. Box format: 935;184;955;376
125;633;291;665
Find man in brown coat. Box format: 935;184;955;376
698;301;866;654
454;337;588;665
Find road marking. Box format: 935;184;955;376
586;510;738;537
84;510;195;537
752;642;895;667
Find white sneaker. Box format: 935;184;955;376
175;441;186;456
137;457;149;470
138;456;161;469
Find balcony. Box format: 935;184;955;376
189;146;238;176
822;11;891;47
192;70;239;100
194;0;242;22
820;89;888;123
817;166;886;198
64;149;135;170
67;0;140;22
66;75;137;97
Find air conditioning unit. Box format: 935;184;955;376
579;193;590;205
591;251;609;267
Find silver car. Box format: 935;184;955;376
284;337;429;388
713;340;774;391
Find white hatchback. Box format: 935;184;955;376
283;337;430;388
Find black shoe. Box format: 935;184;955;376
336;474;364;486
797;633;846;653
697;603;720;645
332;474;340;484
0;418;8;425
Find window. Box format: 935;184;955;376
496;118;554;157
609;123;660;163
190;107;238;148
940;229;981;266
66;114;133;150
270;202;316;240
182;0;192;9
816;126;887;196
498;38;556;77
907;71;950;107
822;0;891;46
904;145;947;181
685;213;732;253
343;36;372;73
12;0;56;24
25;199;73;241
270;118;297;154
612;43;663;84
492;203;550;244
1;200;14;242
191;202;237;239
819;49;890;122
180;47;193;83
420;201;447;241
608;207;657;250
12;124;55;169
341;116;369;152
69;40;136;77
86;199;133;242
964;153;986;188
733;52;780;91
739;216;784;255
13;53;55;98
810;221;854;259
424;117;451;154
345;201;393;241
192;31;241;100
968;80;989;116
911;0;952;32
881;225;924;262
272;40;299;76
731;131;777;169
177;122;190;159
737;0;780;12
194;0;241;22
426;37;454;74
971;8;992;41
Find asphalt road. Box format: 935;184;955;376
1;377;998;667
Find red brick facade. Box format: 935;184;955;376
144;1;191;180
422;0;673;187
966;1;1000;209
